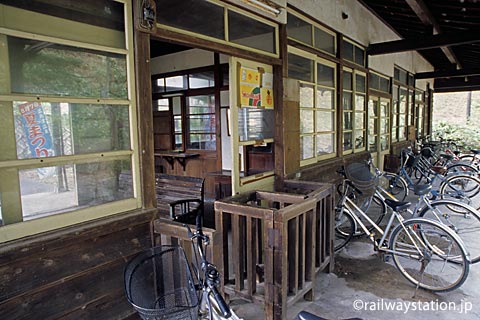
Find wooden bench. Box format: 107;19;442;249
155;174;204;221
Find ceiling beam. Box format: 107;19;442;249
368;32;480;55
405;0;460;67
416;68;480;80
434;76;480;92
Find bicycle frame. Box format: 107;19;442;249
339;182;426;258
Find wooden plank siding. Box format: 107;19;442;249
0;209;156;320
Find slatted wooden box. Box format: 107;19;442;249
214;180;335;320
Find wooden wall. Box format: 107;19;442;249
0;209;155;320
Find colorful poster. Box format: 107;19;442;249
240;84;262;107
241;67;260;86
19;102;54;158
261;87;274;108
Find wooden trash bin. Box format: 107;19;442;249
214;181;334;320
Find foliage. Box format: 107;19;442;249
433;121;480;150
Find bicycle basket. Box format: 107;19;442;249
345;162;377;196
124;245;198;320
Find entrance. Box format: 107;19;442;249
368;96;390;169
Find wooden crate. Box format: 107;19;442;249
214;182;334;320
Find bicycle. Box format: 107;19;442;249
124;214;242;320
334;163;470;292
391;149;480;211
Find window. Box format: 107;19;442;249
156;0;278;56
289;47;337;164
152;65;223;152
287;10;336;56
343;69;366;154
415;89;426;138
343;39;366;67
0;0;138;240
392;66;415;141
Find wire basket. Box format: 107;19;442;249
345;162;377;196
124;245;199;320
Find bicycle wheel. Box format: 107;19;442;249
419;200;480;264
389;218;469;292
334;208;355;251
439;174;480;211
379;172;408;201
352;194;386;237
446;163;478;176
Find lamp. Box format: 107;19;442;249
243;0;281;16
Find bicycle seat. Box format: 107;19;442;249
471;149;480;155
384;199;411;212
296;311;363;320
431;166;447;175
413;184;432;196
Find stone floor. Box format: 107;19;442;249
230;185;480;320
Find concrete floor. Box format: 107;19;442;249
230;186;480;320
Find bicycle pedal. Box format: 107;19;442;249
383;255;391;262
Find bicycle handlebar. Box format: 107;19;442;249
210;284;232;318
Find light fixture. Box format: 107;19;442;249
243;0;281;16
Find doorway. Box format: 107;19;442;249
368;96;390;169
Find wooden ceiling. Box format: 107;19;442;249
359;0;480;92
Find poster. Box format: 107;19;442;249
19;102;54;159
240;66;261;107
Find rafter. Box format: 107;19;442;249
416;68;480;79
367;32;480;55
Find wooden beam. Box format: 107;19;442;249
405;0;460;67
416;68;480;79
434;75;480;92
367;32;480;55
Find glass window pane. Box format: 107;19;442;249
317;134;334;155
399;127;405;140
380;119;389;134
354;45;365;66
369;136;377;152
173;96;181;115
300;110;314;133
343;92;352;110
343;132;352;151
314;27;335;54
188;134;216;150
287;13;312;45
238;108;275;141
343;71;352;90
288;53;313;82
174;134;183;150
300;84;314;108
14;102;130;159
166;76;187;92
153;78;165;93
157;0;225;39
317;89;334;109
174;117;182;133
354;131;364;149
187;95;215;114
343;112;352;130
392;128;398;141
301;135;314;160
380;77;390;92
381;135;390;151
316;111;334;131
189;71;215;89
355;94;365;111
399;114;406;127
156;98;169;111
354;112;364;130
188;115;215;133
19;159;132;220
228;10;275;53
343;41;354;61
317;64;334;87
8;36;127;99
356;74;366;93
